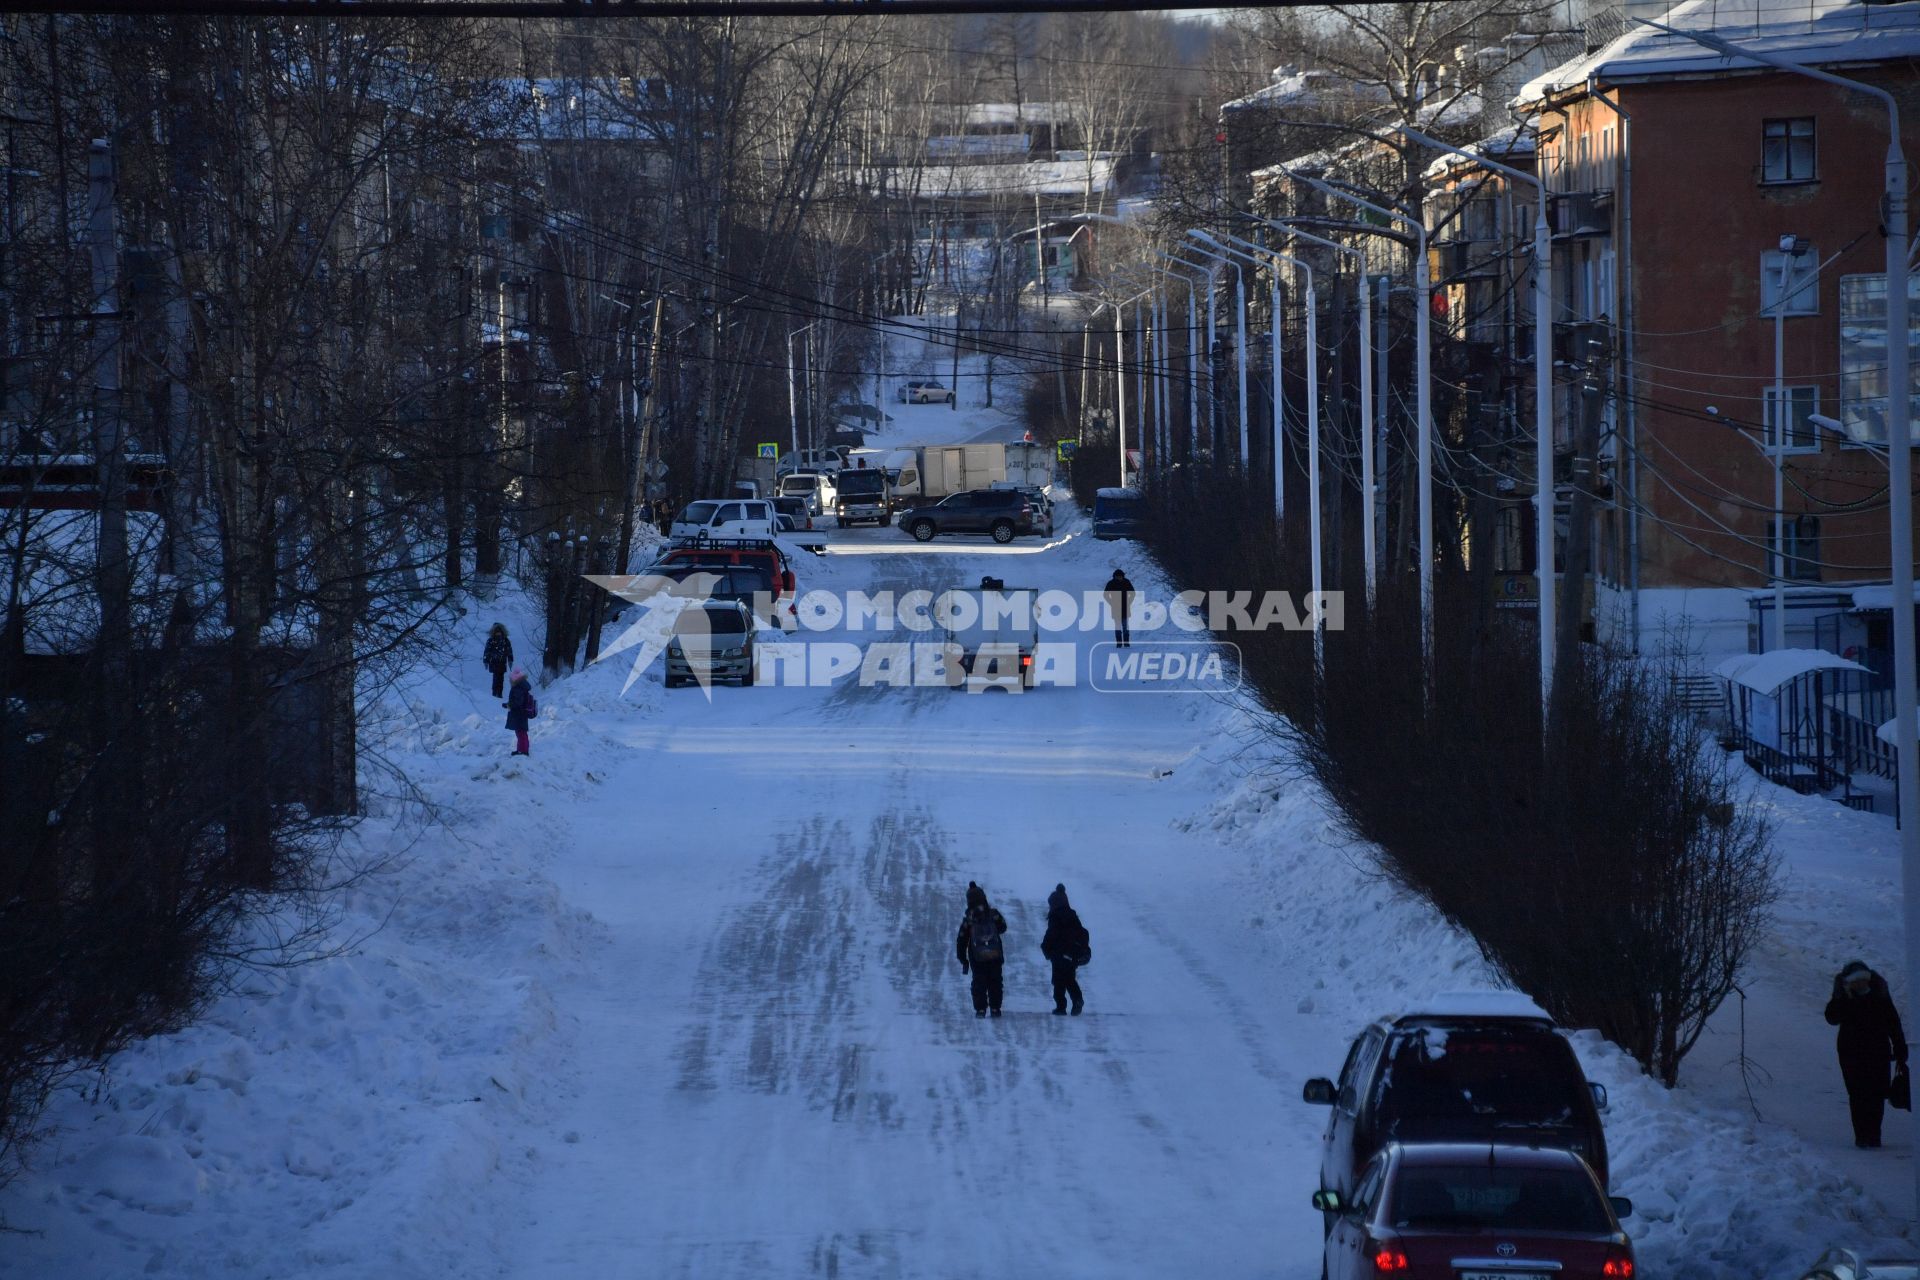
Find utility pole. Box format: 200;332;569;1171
87;137;128;704
1556;329;1608;703
634;293;666;532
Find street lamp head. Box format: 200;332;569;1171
1780;234;1811;255
1808;412;1845;433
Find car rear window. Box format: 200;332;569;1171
1387;1164;1609;1234
1376;1027;1587;1130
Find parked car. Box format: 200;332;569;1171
777;469;838;517
940;575;1038;690
900;488;1036;544
900;379;955;405
637;559;786;630
1092;486;1143;540
1316;1143;1634;1280
650;540;796;627
1798;1249;1920;1280
663;599;757;688
770;495;814;532
1302;992;1612;1227
833;467;892;527
670;498;778;543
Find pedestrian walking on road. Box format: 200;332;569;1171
504;667;537;757
1040;883;1090;1016
956;882;1008;1018
1826;960;1909;1147
483;623;514;698
1104;568;1133;648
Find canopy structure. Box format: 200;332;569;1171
1714;648;1869;695
1851;584;1920;612
1880;717;1917;749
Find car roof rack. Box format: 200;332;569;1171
667;535;780;551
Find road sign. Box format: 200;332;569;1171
757;442;779;459
644;480;667;500
646;458;669;481
1056;440;1079;463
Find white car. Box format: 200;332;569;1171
776;448;845;475
669;498;778;543
777;470;839;517
901;380;955;405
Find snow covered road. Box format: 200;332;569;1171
5;509;1915;1278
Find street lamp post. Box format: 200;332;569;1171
1183;233;1251;468
1766;235;1810;652
1397;123;1556;718
1638;14;1917;1222
1118;288;1152;486
1285;168;1435;677
1257;215;1378;608
1151;252;1209;460
787;320;822;457
1198;229;1325;674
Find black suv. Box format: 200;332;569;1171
1302;994;1611;1233
902;489;1035;544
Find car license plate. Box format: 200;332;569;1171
1459;1273;1551;1280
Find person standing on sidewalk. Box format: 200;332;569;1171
1104;568;1133;649
483;624;514;699
956;882;1008;1018
1825;960;1909;1148
1040;883;1090;1016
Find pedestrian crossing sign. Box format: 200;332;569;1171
757;442;778;459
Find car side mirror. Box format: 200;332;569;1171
1608;1196;1633;1220
1589;1082;1609;1112
1302;1077;1336;1105
1311;1189;1344;1215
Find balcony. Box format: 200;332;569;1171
1435;239;1500;282
1547;189;1614;239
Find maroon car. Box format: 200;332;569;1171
1315;1143;1635;1279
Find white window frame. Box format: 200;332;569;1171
1764;384;1822;455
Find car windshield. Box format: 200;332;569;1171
1377;1027;1586;1130
678;501;720;525
838;472;885;494
1387;1165;1610;1235
673;607;748;636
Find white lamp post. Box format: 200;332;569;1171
1397;123;1557;719
1285;167;1435;678
787;320;822;457
1180;236;1251;468
1765;235;1811;652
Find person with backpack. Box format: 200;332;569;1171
504;667;537;757
956;882;1008;1018
1103;568;1134;648
483;624;514;698
1039;883;1090;1016
1825;959;1909;1147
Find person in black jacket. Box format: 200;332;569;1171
1039;883;1089;1016
956;882;1008;1018
483;624;514;698
1103;569;1133;648
1825;960;1909;1147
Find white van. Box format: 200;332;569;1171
670;498;779;543
776;470;839;517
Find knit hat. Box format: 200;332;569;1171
1048;883;1069;912
966;881;986;909
510;667;526;681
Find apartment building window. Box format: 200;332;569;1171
1769;514;1821;581
1762;118;1816;183
1764;385;1821;452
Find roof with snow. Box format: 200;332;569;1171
1713;647;1869;693
1518;0;1920;102
963;102;1071;128
1424;125;1541;180
1851;583;1920;611
884;158;1117;199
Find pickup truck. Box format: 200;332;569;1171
939;575;1039;690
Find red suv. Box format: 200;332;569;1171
1316;1143;1635;1279
650;540;797;628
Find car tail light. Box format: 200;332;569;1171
1020;653;1032;667
1602;1251;1635;1278
1369;1245;1409;1273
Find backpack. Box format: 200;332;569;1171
1066;913;1091;967
524;689;538;719
967;910;1003;965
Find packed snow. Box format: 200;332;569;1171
2;350;1916;1275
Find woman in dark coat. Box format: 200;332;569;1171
1040;883;1089;1016
504;667;533;757
483;624;513;698
1825;960;1908;1147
